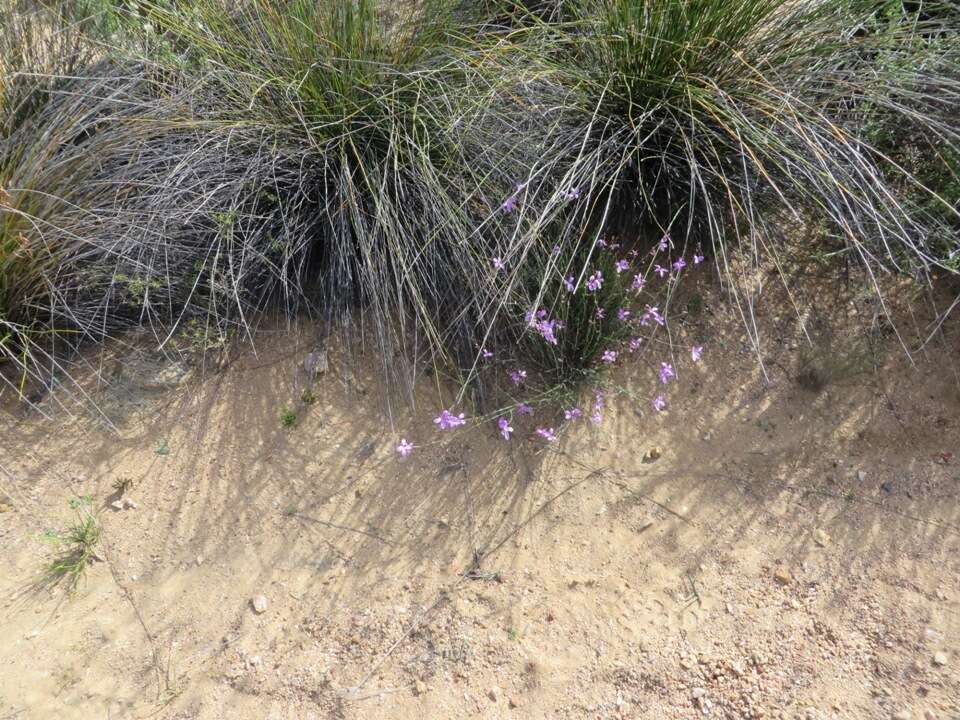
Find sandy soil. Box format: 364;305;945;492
1;277;958;720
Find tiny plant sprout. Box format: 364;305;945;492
280;407;297;427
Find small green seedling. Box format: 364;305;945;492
156;439;170;455
280;407;297;427
41;497;102;594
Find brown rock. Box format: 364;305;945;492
773;567;794;585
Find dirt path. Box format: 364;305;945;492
1;288;958;720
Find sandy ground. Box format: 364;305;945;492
1;277;959;720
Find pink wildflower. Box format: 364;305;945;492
434;410;466;430
535;427;557;442
659;362;675;385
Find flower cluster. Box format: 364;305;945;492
395;228;709;456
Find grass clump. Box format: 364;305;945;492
40;497;102;594
509;0;960;305
94;0;504;384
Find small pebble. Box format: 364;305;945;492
932;651;948;667
251;595;269;614
643;446;663;463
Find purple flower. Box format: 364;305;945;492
658;234;670;251
538;318;559;345
535;427;557;442
564;275;575;292
693;251;705;265
517;403;534;415
590;411;603;425
524;309;539;327
595;308;606;320
564;187;581;200
593;389;605;408
617;308;631;322
654;264;668;278
493;257;505;271
601;350;618;364
631;273;645;292
672;257;687;273
510;369;527;385
596;238;608;248
498;417;513;440
537;309;549;319
642;305;665;326
659;362;675;385
552;244;561;256
501;195;518;213
564;407;583;421
615;259;629;274
629;337;642;352
481;348;494;359
691;345;703;362
434;409;466;430
652;394;666;412
396;438;415;457
586;271;603;292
